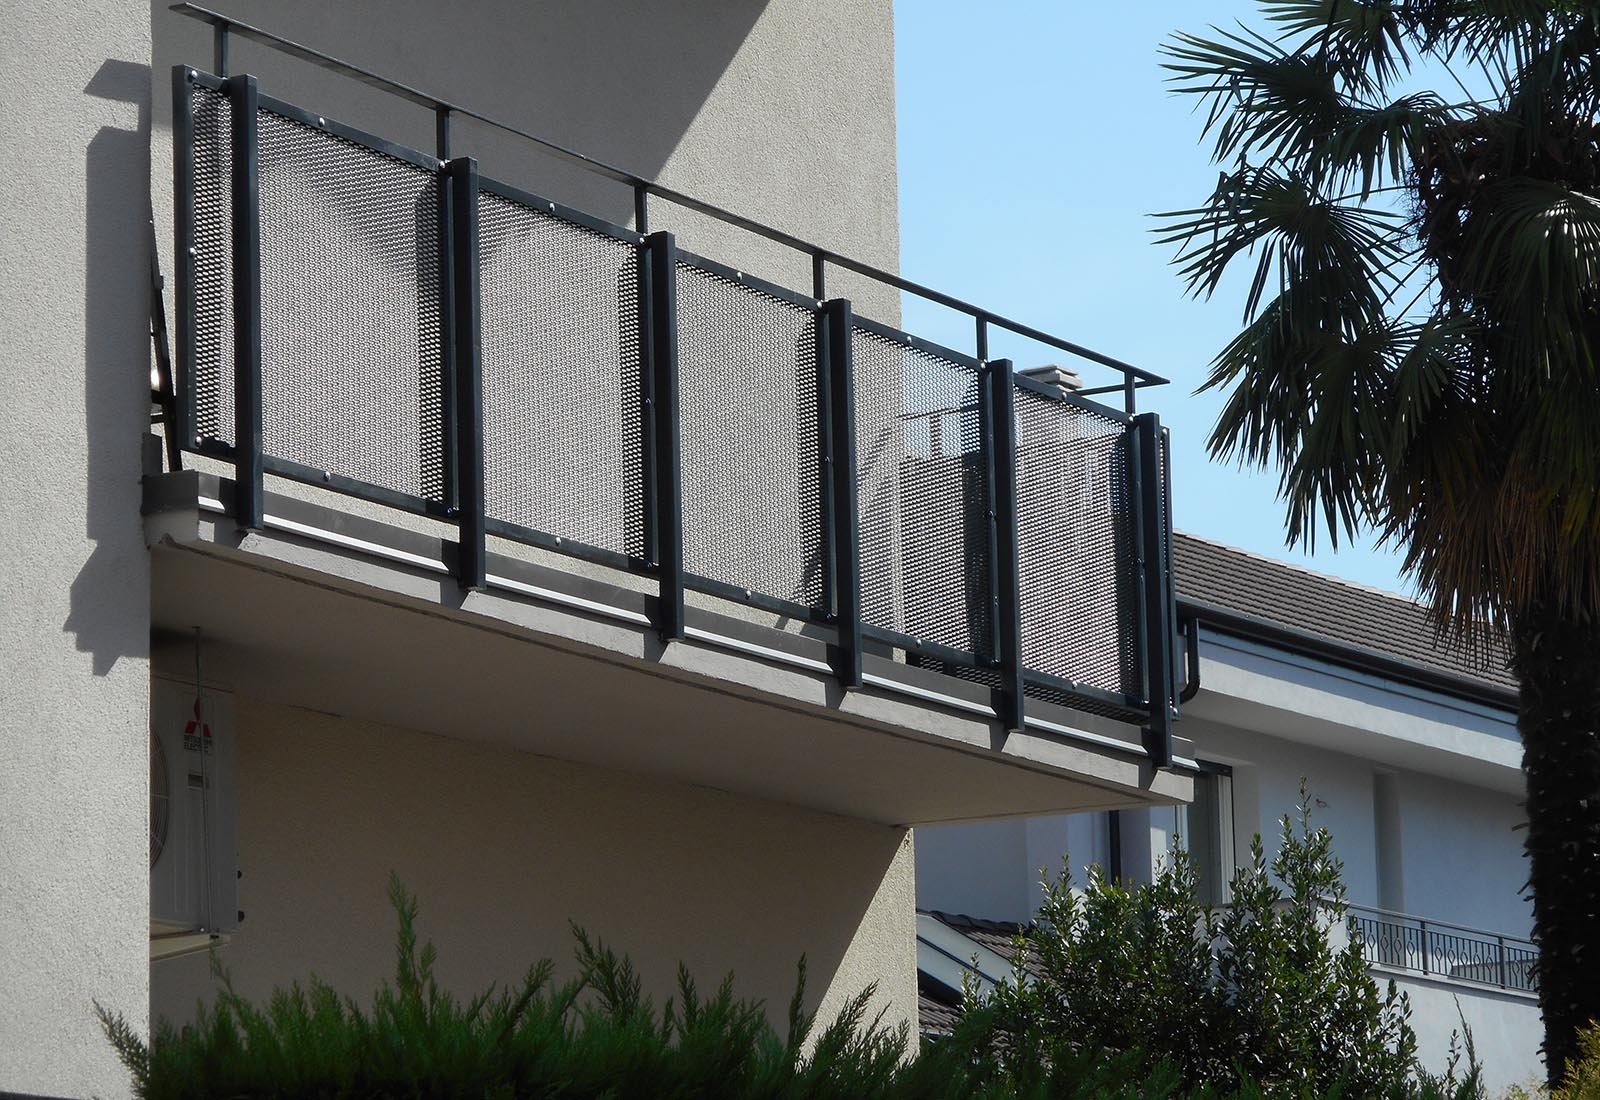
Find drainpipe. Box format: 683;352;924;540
1178;614;1201;703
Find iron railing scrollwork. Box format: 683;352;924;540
171;65;1181;762
1348;904;1538;994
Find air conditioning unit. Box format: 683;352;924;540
150;676;238;939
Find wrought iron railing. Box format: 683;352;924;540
1348;904;1538;994
165;10;1180;760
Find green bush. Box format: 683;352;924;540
105;805;1489;1099
966;788;1441;1099
105;874;942;1100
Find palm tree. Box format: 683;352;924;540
1158;0;1600;1082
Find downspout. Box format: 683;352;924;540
1178;613;1201;704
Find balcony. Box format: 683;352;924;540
1347;904;1538;996
145;8;1189;823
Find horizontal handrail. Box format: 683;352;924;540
1345;902;1535;949
1345;902;1537;994
167;1;1168;396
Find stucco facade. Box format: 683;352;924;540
150;697;919;1036
1;4;155;1096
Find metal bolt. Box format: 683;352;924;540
317;117;326;126
322;471;331;483
555;536;563;545
188;70;198;79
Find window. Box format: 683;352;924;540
1175;761;1236;905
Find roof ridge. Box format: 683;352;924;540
923;909;1030;936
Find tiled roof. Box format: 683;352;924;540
918;978;963;1037
1172;532;1517;696
917;911;1034;1036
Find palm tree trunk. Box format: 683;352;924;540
1513;601;1600;1086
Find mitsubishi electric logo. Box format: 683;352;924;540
183;697;214;754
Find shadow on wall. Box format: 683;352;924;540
67;59;156;676
149;0;772;229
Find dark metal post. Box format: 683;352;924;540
975;316;989;361
437;157;458;518
1497;935;1507;988
228;73;262;531
1135;412;1173;766
988;359;1025;733
213;21;230;77
435;106;451;161
1108;810;1123;881
634;185;649;234
823;298;862;689
812;252;827;301
172;66;198;453
1420;919;1430;975
646;231;684;641
1162;426;1179;714
1127;421;1151;709
1123;372;1137;415
448;157;485;590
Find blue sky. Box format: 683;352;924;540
893;0;1414;596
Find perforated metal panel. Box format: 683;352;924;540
189;83;234;445
479;190;645;559
256;107;446;503
1014;387;1138;695
853;327;990;658
676;262;824;608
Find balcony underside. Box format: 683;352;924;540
146;471;1189;825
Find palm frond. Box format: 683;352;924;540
1263;0;1412;94
1157;167;1405;320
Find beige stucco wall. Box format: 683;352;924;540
0;2;154;1096
152;698;918;1043
149;0;901;319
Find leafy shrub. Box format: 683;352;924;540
967;788;1429;1098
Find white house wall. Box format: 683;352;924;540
1391;974;1541;1095
1394;770;1532;938
0;2;155;1096
151;697;919;1040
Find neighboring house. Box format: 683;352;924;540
918;532;1539;1093
3;4;1194;1098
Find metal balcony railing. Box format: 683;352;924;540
1348;904;1538;994
164;6;1180;762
